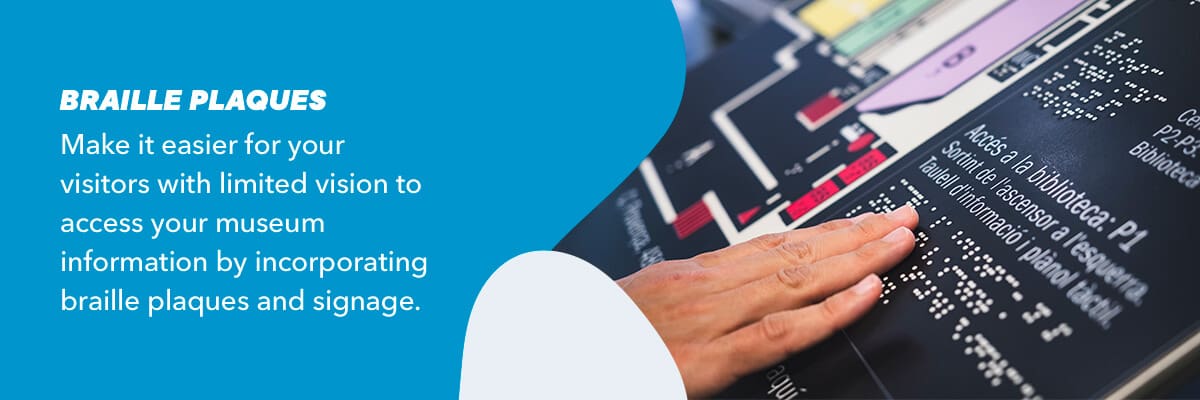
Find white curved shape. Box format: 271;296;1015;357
461;251;685;399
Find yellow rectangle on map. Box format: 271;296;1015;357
798;0;891;39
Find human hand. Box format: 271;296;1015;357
617;206;919;397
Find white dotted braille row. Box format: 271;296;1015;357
955;278;995;316
902;178;927;205
846;179;930;218
964;333;1041;399
1023;30;1167;121
1021;302;1054;325
1040;322;1074;343
879;275;899;304
919;243;942;268
908;274;952;319
853;181;933;305
851;174;1057;398
866;192;896;214
928;214;952;229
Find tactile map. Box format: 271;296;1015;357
556;0;1200;398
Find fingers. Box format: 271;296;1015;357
799;206;918;262
620;207;919;397
715;206;918;287
715;274;883;378
690;214;866;268
712;226;914;330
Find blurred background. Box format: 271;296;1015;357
672;0;783;68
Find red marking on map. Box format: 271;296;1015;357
674;200;714;239
838;148;887;185
785;180;840;220
798;92;843;124
848;132;876;153
737;206;762;225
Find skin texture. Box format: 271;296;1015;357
618;206;919;398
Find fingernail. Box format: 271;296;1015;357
887;205;914;221
851;213;872;222
853;274;880;295
882;227;911;243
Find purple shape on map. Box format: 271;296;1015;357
856;0;1084;113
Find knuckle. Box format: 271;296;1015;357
665;270;692;283
641;259;679;272
777;240;817;265
854;241;888;262
691;251;719;265
821;218;854;232
759;313;792;341
689;268;714;284
749;232;786;250
818;299;843;327
775;266;814;289
852;218;877;237
654;268;709;288
672;257;706;271
677;300;713;317
860;213;900;236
